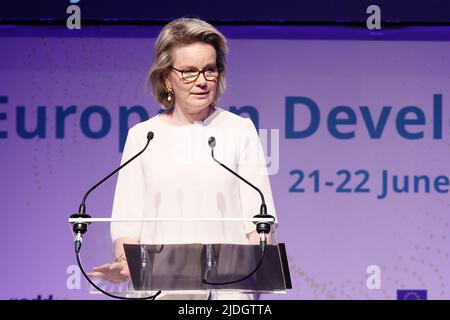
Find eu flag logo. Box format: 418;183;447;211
397;290;427;300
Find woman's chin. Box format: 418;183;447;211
187;98;213;109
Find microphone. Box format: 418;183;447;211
70;131;155;253
207;136;274;253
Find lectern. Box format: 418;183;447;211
68;216;292;298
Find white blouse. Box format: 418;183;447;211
110;107;277;245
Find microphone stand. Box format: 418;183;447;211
202;136;275;286
69;131;161;300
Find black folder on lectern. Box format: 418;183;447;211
123;243;292;293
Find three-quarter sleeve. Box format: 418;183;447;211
236;118;278;235
110;126;145;243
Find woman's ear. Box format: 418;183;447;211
164;77;173;91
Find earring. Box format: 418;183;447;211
167;89;173;102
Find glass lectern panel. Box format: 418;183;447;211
71;219;290;298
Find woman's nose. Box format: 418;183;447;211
195;72;208;86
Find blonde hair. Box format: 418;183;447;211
146;18;228;109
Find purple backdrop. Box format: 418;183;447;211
0;25;449;300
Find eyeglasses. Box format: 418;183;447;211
170;66;223;82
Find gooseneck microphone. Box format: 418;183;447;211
207;136;274;253
202;136;275;287
71;131;154;253
70;131;160;300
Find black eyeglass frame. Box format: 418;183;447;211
169;65;223;82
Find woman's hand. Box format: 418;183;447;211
86;261;130;283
